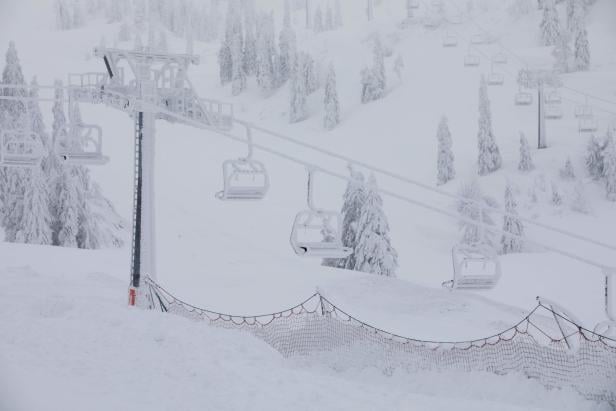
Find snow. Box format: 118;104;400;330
1;0;616;409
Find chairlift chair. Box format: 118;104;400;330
544;90;562;105
578;118;598;133
544;105;563;120
443;244;502;290
408;0;420;9
471;34;486;45
515;89;533;106
464;53;480;67
57;123;109;165
491;52;508;65
216;127;270;201
289;169;352;259
487;66;505;86
0;129;43;167
442;33;458;47
574;104;593;119
423;17;438;29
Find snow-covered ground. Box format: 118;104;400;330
1;0;616;409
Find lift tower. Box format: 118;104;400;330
68;46;234;306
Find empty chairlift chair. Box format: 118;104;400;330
491;52;508;65
289;169;352;259
0;106;43;167
442;32;458;48
579;118;598;133
216;127;270;201
464;46;480;67
443;244;502;290
574;99;593;119
487;64;504;86
544;89;562;105
57;122;109;165
471;33;487;45
407;0;420;9
544;105;563;120
514;87;533;106
0;128;43;167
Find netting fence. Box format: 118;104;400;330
144;277;616;404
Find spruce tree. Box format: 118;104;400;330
574;27;590;71
585;134;606;180
560;157;576;180
334;0;343;28
477;76;502;175
603;136;616;201
279;26;297;84
456;180;497;248
338;167;367;270
14;168;52;245
325;5;334;31
501;182;524;254
436;116;455;185
243;17;258;76
353;175;398;277
313;7;324;33
360;36;386;103
56;168;80;248
553;32;572;73
255;13;277;92
540;0;560;46
518;132;534;172
230;8;246;96
323;64;340;130
289;58;307;123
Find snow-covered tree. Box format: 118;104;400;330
334;0;343;27
540;0;560;46
570;180;589;213
243;16;258;76
560;157;576;180
325;5;334;30
255;12;278;92
518;132;535;172
456;180;498;248
501;182;524;254
361;36;386;103
366;0;375;21
551;181;563;207
54;0;73;30
313;6;324;32
585;134;606;180
323;166;366;269
279;26;297;84
553;32;573;73
323;63;340;130
566;0;585;35
289;60;307;123
299;52;318;95
56;168;81;248
353;175;398;277
603;136;616;201
436;116;455;185
574;27;590;71
477;76;502;175
14;168;52;245
229;7;246;95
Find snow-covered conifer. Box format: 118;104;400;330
366;0;375;21
360;37;386;103
518;133;534;172
334;0;343;27
229;6;246;95
560;157;576;180
436;116;455;185
353;175;398;277
56;168;80;248
551;181;563;206
553;32;572;73
279;26;297;83
243;16;258;76
313;7;324;33
456;180;497;248
603;136;616;201
323;64;340;130
54;0;73;30
477;76;502;175
255;13;277;92
540;0;560;46
289;60;307;123
300;52;318;95
501;182;524;254
325;5;334;30
14;168;52;245
574;27;590;71
585;134;606;180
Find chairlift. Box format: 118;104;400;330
544;90;562;105
574;98;593;119
515;88;533;106
289;168;352;259
491;52;508;65
487;64;504;86
57;123;109;165
408;0;420;9
578;118;598;133
0;129;43;167
464;52;480;67
423;17;438;29
471;34;487;45
0;104;43;168
216;126;270;201
544;105;563;120
443;244;502;290
442;33;458;48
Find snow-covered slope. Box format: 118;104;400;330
0;243;599;411
1;0;616;409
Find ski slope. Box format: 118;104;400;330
1;0;616;409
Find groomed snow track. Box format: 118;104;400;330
145;276;616;406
